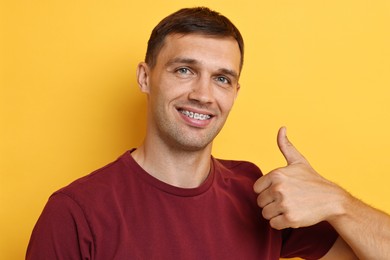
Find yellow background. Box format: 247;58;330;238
1;0;390;259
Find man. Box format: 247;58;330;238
27;7;390;259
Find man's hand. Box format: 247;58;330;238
253;127;346;230
254;127;390;259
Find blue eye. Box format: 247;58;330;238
176;68;190;74
216;76;230;84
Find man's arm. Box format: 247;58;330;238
254;127;390;259
321;192;390;259
27;193;93;259
320;237;356;260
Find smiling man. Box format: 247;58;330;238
133;33;241;187
27;7;390;260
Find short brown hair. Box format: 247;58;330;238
145;7;244;70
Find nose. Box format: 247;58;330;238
188;76;214;104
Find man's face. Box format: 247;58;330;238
138;33;241;152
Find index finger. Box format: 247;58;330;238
253;174;272;194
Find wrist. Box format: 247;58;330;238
325;184;355;225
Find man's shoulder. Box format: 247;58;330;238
53;151;133;201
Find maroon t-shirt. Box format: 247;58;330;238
27;151;338;259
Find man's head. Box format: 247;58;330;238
145;7;244;72
137;7;242;152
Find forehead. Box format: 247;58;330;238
156;33;241;73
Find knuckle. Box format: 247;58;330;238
283;213;300;228
270;183;285;200
261;208;271;220
257;195;265;208
268;169;286;183
272;183;284;193
269;219;282;230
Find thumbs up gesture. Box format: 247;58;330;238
254;127;345;230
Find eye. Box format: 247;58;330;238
175;67;192;75
216;76;231;85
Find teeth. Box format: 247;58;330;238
180;110;211;120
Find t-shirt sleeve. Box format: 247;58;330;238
26;192;94;260
280;221;339;260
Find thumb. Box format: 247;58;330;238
277;126;308;165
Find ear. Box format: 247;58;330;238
234;83;241;100
136;62;151;94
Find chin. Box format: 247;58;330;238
174;141;211;152
167;135;214;152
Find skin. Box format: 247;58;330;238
133;33;240;188
133;32;390;259
255;127;390;259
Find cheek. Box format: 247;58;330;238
151;75;190;98
215;90;237;113
148;83;184;112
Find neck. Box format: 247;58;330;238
131;140;212;188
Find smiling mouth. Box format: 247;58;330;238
179;109;212;121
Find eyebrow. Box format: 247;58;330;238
217;68;239;81
165;57;240;80
165;57;198;67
